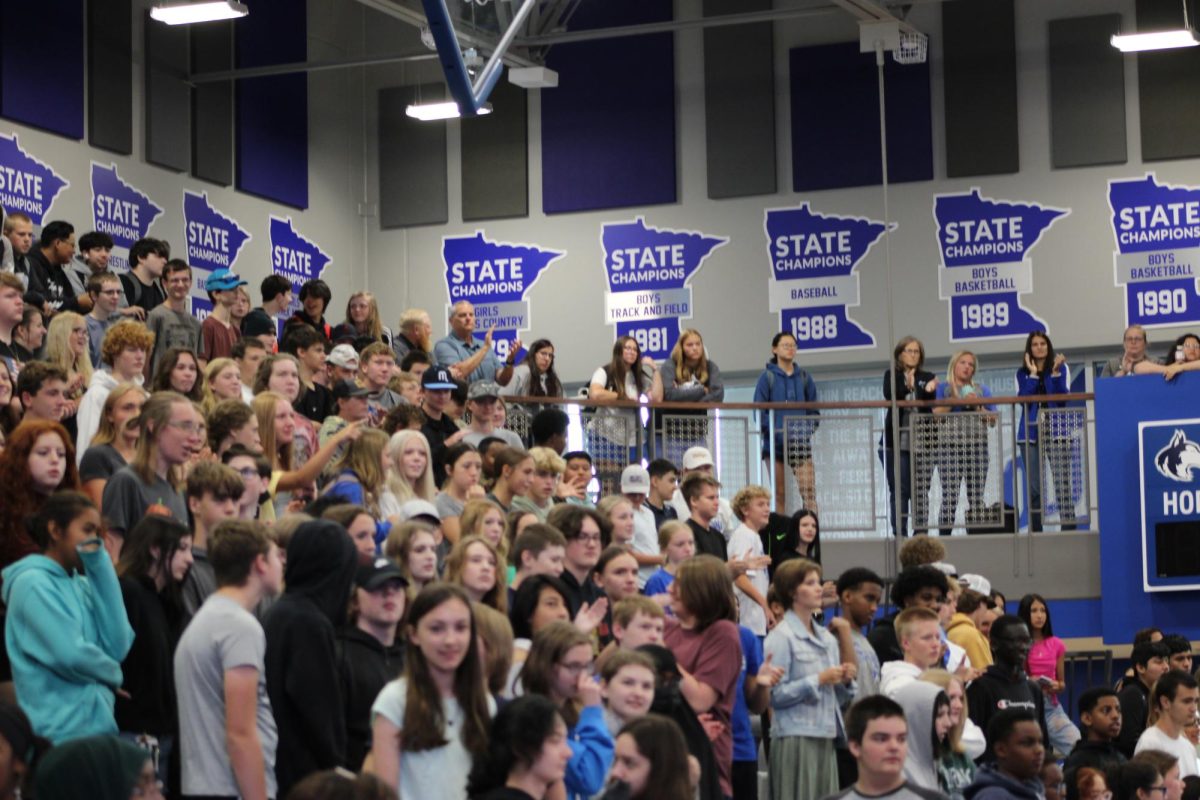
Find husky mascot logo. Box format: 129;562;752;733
1155;429;1200;482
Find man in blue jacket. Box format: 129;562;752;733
753;332;820;513
2;491;134;743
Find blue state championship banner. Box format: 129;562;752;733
600;217;727;360
442;231;565;363
270;216;331;325
91;163;163;273
934;189;1068;341
0;133;67;226
1108;174;1200;329
183;191;251;319
1138;419;1200;591
763;203;888;351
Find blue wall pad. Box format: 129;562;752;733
0;0;84;139
541;0;676;214
235;0;308;208
1095;372;1200;643
789;42;933;192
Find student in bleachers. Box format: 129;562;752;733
549;504;606;616
894;680;950;792
948;589;995;671
934;349;997;535
597;495;636;548
1134;671;1199;777
511;446;563;522
600;649;657;738
603;715;695;800
1016;330;1073;532
370;583;494;799
838;567;885;698
233;337;267;402
729;484;773;639
520;621;614;800
965;709;1046;800
44;311;90;421
83;272;121;369
379;430;437;519
920;668;979;796
869;565;949;665
383;521;440;596
487;446;535;514
322;502;378;559
101;392;201;542
284;278;333;342
1069;766;1111;800
445;535;506;613
202;357;245;411
0;702;48;800
966;615;1049;765
1119;642;1173;758
0;421;80;570
149;347;204;403
76;320;153;461
145;260;203;375
643;520;693;599
1163;635;1194;675
1132;749;1188;800
3;491;132;744
180;461;245;621
264;519;358;795
1018;593;1081;757
114;514;192;790
175;519;282;800
882;607;946;696
467;694;574;800
332;291;392;349
433;443;482;542
33;735;159;800
1064;687;1127;784
591;546;640;647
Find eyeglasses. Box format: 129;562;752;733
235;467;259;480
1124;335;1145;343
560;660;593;675
572;533;602;545
165;420;204;434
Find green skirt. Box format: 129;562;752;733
769;735;838;800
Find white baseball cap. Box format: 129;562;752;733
959;573;992;596
621;464;650;494
681;446;714;470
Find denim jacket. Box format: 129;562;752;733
764;610;856;739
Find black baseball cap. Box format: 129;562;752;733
355;557;408;591
422;367;457;390
333;380;369;400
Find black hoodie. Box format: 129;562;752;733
965;665;1049;765
264;520;358;795
335;625;404;771
1063;739;1126;785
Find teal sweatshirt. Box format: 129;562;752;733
2;542;135;743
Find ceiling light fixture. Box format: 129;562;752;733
150;0;249;25
1112;0;1198;52
405;101;492;121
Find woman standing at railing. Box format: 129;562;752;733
588;337;663;471
499;338;563;416
1016;330;1074;532
934;351;997;535
755;332;819;515
656;329;724;464
881;336;937;536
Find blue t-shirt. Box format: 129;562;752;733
732;625;762;762
643;567;675;597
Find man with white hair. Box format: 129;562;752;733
392;307;434;363
432;300;514;385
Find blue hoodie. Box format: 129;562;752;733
753;361;819;457
2;543;134;743
963;763;1044;800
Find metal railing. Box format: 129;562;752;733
496;390;1098;539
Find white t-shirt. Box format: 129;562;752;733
727;522;768;636
371;677;497;800
589;367;641;447
630;504;659;588
1136;724;1200;778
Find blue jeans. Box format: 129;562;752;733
1044;701;1080;757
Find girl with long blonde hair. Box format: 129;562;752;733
333;291;392;347
379;430;436;518
79;383;147;508
45;311;92;402
445;535;507;613
202;357;244;412
324;427;394;546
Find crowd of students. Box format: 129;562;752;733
0;221;1194;800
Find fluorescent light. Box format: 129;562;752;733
1111;28;1200;52
404;102;492;121
150;0;249;25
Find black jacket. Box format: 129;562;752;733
422;411;461;489
965;665;1049;764
27;248;70;313
1063;739;1126;784
116;574;183;735
335;625;404;771
868;612;903;665
264;520;359;795
559;568;603;619
688;519;727;562
882;367;937;449
1116;679;1152;759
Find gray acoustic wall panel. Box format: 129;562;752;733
1048;14;1126;169
702;0;776;199
89;0;133;154
380;85;448;229
1137;0;1200;161
144;12;190;171
942;0;1019;177
191;22;233;185
461;79;528;221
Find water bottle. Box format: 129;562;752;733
1177;345;1185;364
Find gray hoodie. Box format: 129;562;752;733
895;680;947;792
